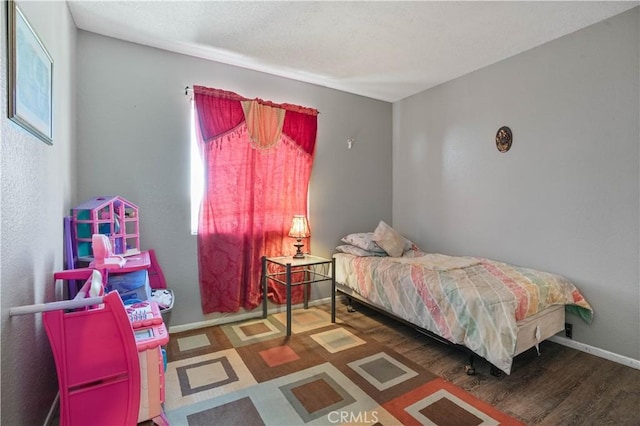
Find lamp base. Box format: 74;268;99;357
293;242;305;258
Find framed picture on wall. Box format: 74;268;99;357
7;0;53;145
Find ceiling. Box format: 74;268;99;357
67;1;638;102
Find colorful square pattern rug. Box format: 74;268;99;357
164;308;524;425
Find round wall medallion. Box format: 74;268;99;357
496;126;512;153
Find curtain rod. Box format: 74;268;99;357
185;86;319;115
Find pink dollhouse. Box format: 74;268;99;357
72;196;140;262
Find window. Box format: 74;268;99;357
190;101;203;234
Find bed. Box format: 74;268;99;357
333;226;593;375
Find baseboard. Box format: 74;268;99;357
169;296;335;334
43;392;59;426
549;335;640;370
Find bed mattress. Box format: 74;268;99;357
333;252;592;374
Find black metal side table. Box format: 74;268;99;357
261;255;335;336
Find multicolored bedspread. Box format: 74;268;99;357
334;252;593;374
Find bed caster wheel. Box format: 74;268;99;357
464;365;476;375
490;366;504;378
347;305;356;313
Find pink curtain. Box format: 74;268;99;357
194;86;318;314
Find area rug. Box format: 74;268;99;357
164;308;524;425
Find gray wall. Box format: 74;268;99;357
0;1;77;424
76;31;392;327
393;8;639;360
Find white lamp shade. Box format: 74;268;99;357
288;215;310;238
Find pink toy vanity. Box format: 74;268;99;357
11;270;169;425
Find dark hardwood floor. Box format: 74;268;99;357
317;300;640;425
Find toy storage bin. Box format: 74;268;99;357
107;269;152;303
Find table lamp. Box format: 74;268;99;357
288;215;310;258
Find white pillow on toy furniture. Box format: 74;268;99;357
340;232;385;253
336;244;387;257
372;221;407;257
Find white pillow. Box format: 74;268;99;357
372;221;407;257
340;232;385;253
336;244;387;257
402;247;424;258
